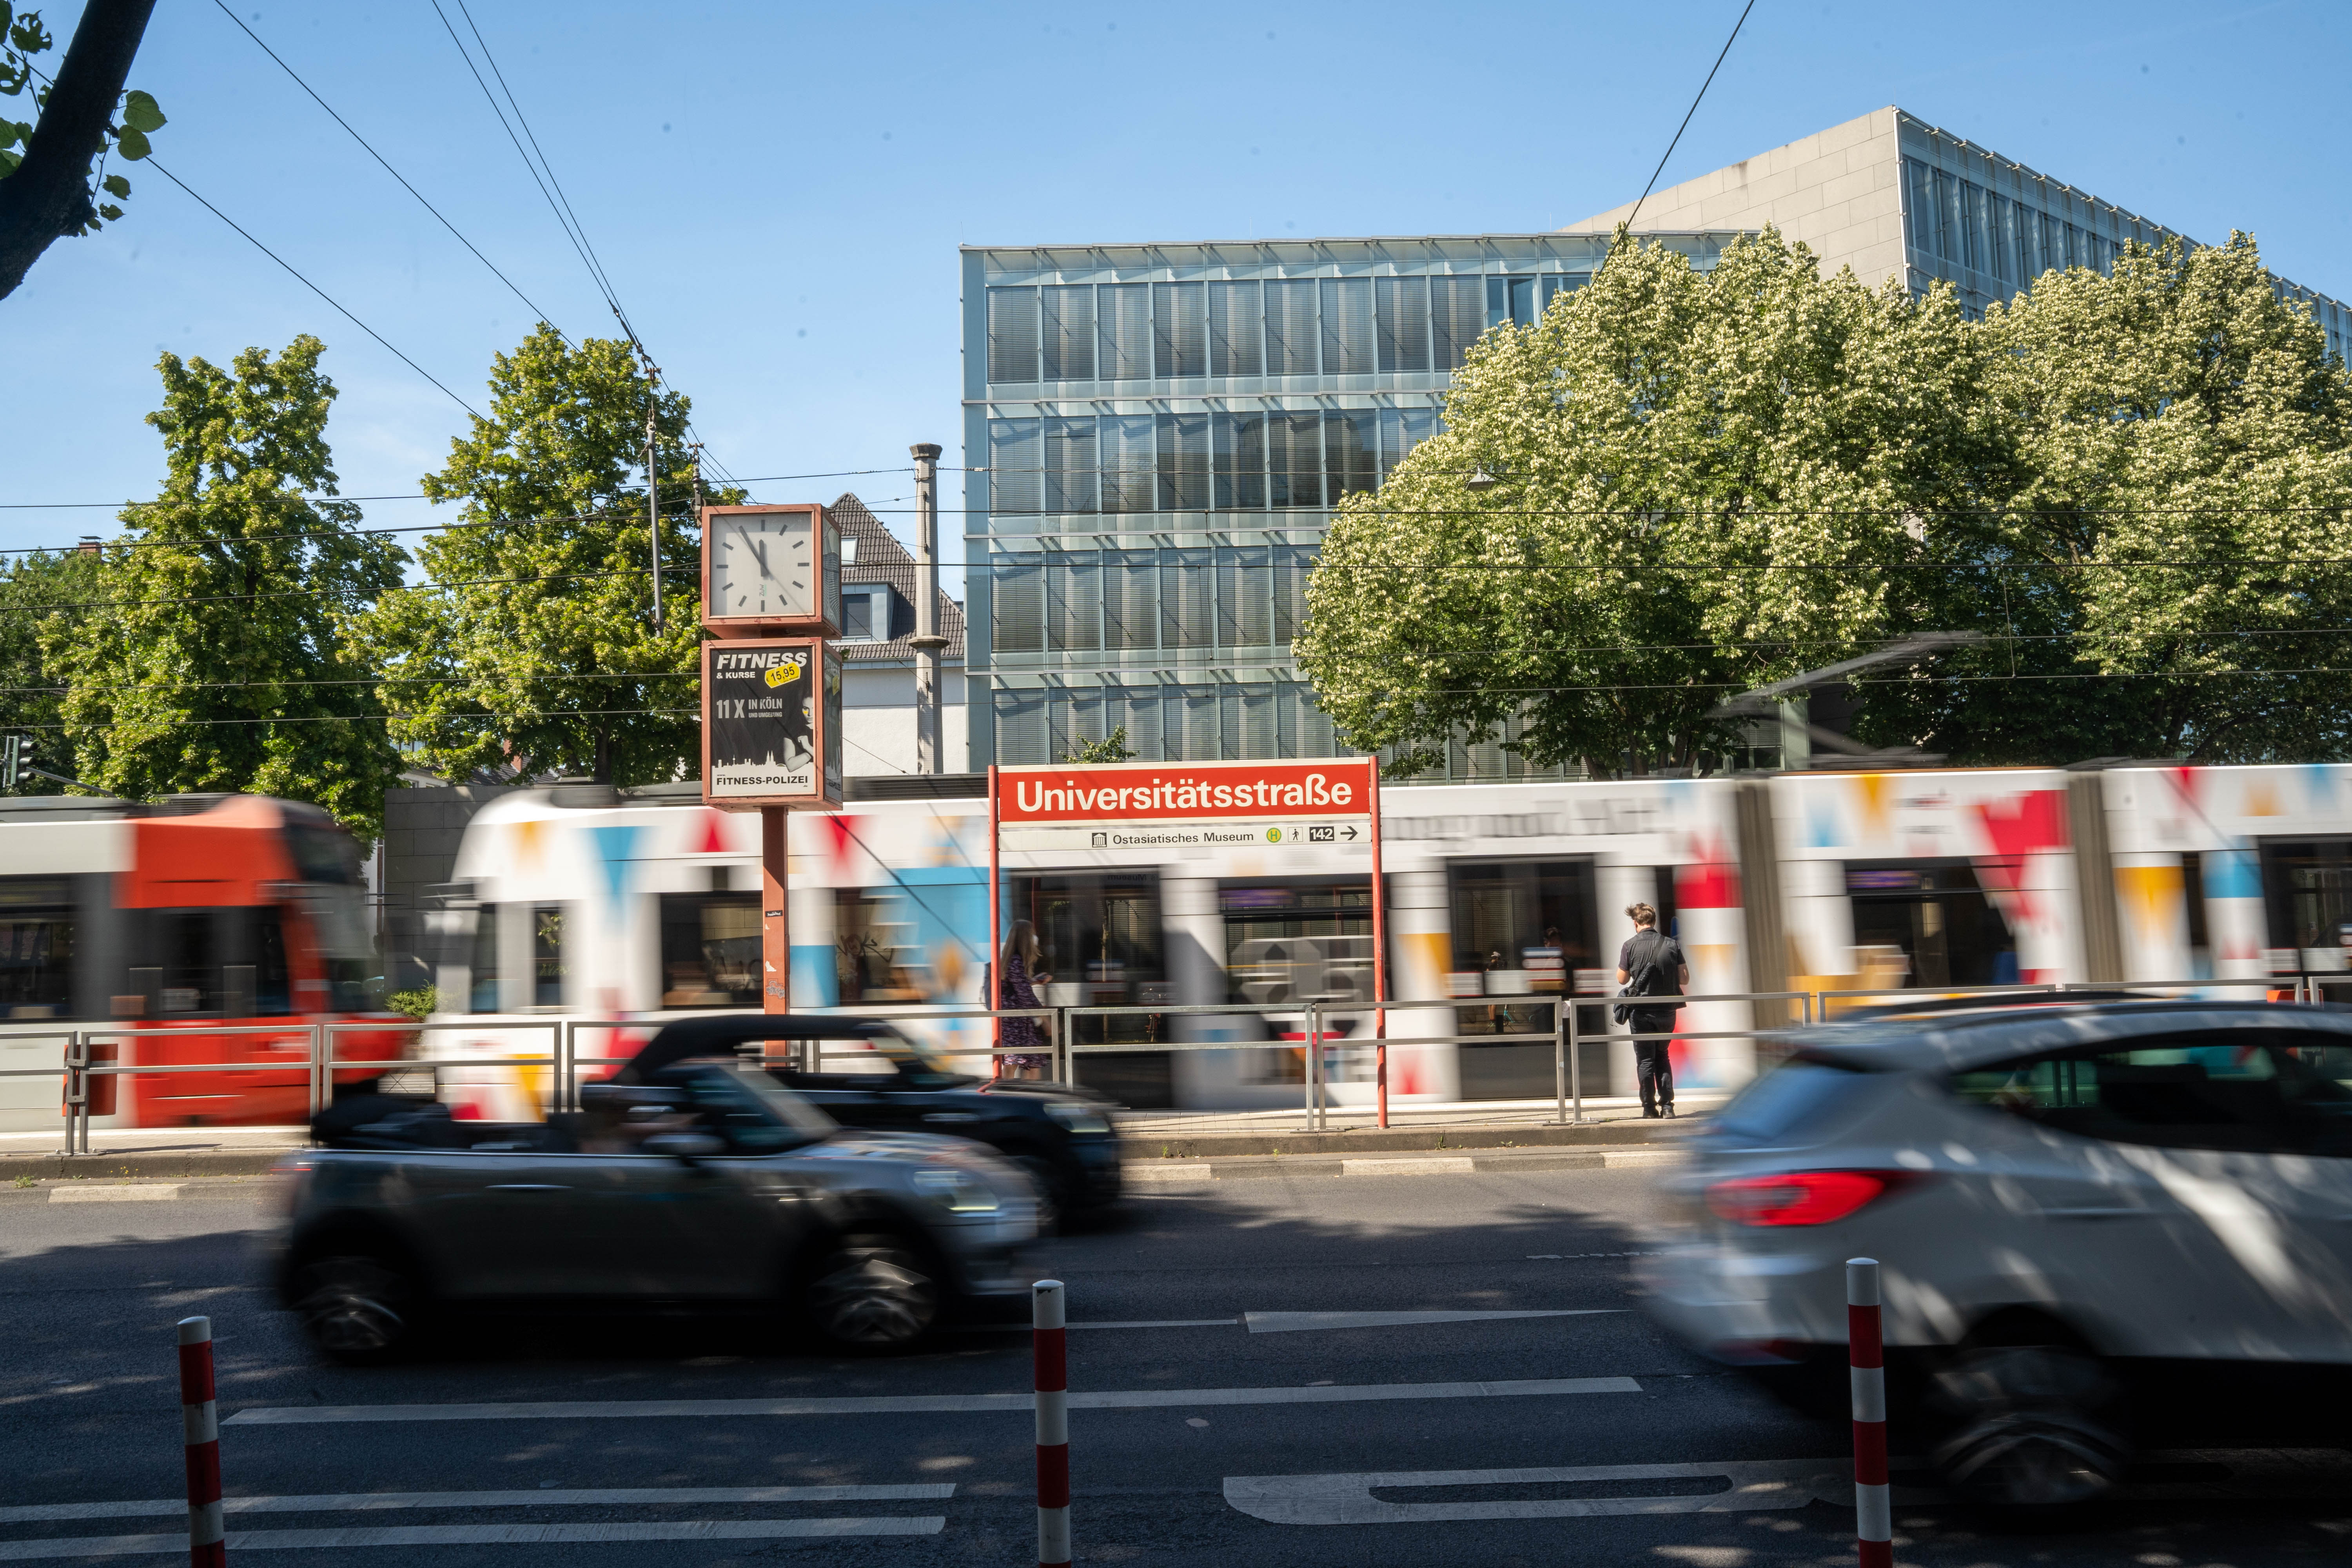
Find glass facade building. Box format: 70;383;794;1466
960;233;1737;770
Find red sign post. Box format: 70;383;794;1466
987;758;1387;1122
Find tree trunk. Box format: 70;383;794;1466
0;0;158;301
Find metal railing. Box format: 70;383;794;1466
11;973;2336;1154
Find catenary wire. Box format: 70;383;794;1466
210;0;568;336
1622;0;1759;234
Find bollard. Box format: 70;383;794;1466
1847;1258;1889;1568
178;1315;226;1567
1033;1279;1070;1568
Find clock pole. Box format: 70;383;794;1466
762;804;790;1024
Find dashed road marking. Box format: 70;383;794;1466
0;1519;944;1558
0;1484;953;1525
47;1185;180;1203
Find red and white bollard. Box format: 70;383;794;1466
1847;1258;1890;1568
1033;1278;1070;1568
178;1315;226;1567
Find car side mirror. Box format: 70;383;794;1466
643;1132;725;1162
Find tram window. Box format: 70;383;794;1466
0;877;76;1019
252;908;292;1016
532;904;566;1008
1846;862;2014;987
1446;860;1598;992
2258;839;2352;969
469;903;502;1013
660;893;761;1007
832;891;919;1005
158;910;220;1014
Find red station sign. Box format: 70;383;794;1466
998;759;1372;825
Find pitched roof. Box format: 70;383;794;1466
828;492;964;663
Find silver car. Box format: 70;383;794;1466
1641;999;2352;1506
274;1060;1038;1363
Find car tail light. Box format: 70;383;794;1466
1704;1169;1919;1227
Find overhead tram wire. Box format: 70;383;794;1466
209;0;566;336
1621;0;1759;234
0;468;915;520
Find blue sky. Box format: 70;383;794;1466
4;0;2346;577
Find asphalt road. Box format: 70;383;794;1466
1;1168;2347;1566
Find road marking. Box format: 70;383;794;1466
225;1376;1641;1426
1526;1251;1664;1260
979;1318;1240;1333
1224;1459;1853;1524
0;1519;944;1559
47;1185;180;1203
1341;1156;1474;1175
1243;1309;1624;1334
0;1485;953;1525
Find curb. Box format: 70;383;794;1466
1126;1145;1683;1184
0;1151;293;1180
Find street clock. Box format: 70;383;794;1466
702;503;842;637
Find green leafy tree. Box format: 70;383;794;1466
355;325;736;785
0;0;165;299
1062;726;1136;764
40;336;407;830
0;546;101;784
1864;234;2352;762
1299;229;1985;776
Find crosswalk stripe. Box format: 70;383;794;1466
0;1485;952;1525
0;1519;944;1559
225;1376;1642;1426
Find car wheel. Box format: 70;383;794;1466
1930;1344;2129;1508
292;1251;422;1366
804;1233;939;1351
1010;1156;1063;1231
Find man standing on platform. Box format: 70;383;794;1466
1614;903;1687;1118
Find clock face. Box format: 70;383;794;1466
711;513;815;619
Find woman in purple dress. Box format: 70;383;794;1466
995;920;1053;1078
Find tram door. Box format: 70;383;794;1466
1846;861;2017;989
1221;880;1374;1086
1014;873;1169;1107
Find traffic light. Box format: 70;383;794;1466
1;734;20;793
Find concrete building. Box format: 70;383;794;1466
1574;105;2352;347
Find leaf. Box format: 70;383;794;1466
0;147;16;178
96;202;120;221
120;89;164;133
113;125;148;160
101;172;128;198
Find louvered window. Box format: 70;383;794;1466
1153;282;1207;377
1040;286;1095;381
1104;551;1158;652
1266;280;1320;375
1155;413;1210;512
1099;414;1156;514
1046;552;1101;653
1215;414;1267;510
1268;412;1323;509
1098;284;1152;381
1376;276;1430;372
986;287;1038;384
988;419;1041;515
1432;276;1486;370
1320;278;1375;375
992;558;1043;652
1159;548;1213;649
1218;547;1273;649
1044;417;1097;515
1208;281;1263;376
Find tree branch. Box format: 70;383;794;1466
0;0;156;301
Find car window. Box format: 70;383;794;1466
1951;1030;2352;1155
1713;1059;1874;1141
677;1067;834;1151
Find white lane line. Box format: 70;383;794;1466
0;1519;943;1559
1224;1459;1853;1524
979;1318;1240;1332
225;1376;1641;1426
1244;1309;1625;1334
47;1185;180;1203
0;1485;952;1525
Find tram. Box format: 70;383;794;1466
417;762;2352;1117
0;792;412;1133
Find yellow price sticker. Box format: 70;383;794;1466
764;661;800;688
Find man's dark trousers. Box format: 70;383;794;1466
1630;1007;1677;1114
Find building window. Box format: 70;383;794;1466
1378;407;1439;485
1044;417;1097;514
1376;276;1430;372
1100;413;1156;514
1155;412;1211;511
1321;278;1375;375
1208;281;1263;376
1099;283;1152;380
1267;279;1320;375
988;419;1041;515
1153;281;1207;377
1159;547;1213;650
1486;275;1537;330
987;287;1038;384
842;588;893;642
1432;276;1485;370
1540;273;1588;313
1040;285;1095;381
1105;550;1157;652
1324;410;1377;502
1215;413;1268;510
1269;411;1323;508
992;559;1044;653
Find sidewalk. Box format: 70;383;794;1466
0;1094;1717;1178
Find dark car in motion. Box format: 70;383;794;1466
633;1014;1123;1220
279;1025;1039;1363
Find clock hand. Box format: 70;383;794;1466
752;540;772;576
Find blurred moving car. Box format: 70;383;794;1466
1641;999;2352;1507
275;1016;1038;1364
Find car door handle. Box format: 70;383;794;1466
486;1183;570;1192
